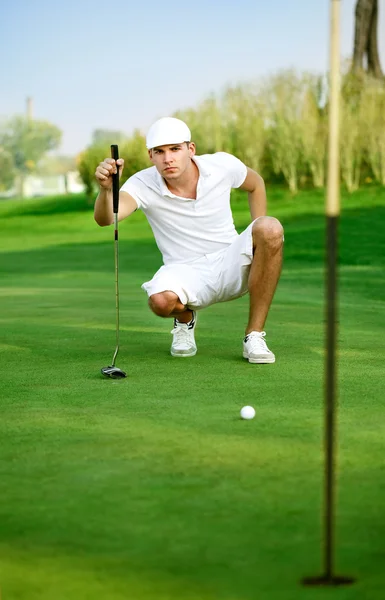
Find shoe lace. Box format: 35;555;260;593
246;331;270;353
171;322;191;344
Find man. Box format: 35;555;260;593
94;117;283;363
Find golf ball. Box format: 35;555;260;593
240;406;256;420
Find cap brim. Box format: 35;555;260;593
146;138;190;150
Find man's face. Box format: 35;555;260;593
148;142;196;180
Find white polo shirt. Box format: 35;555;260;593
120;152;247;265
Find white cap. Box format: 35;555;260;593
146;117;191;149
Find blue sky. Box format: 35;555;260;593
1;0;384;155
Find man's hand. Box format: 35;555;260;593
94;157;138;226
95;158;125;190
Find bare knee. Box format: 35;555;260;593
252;217;284;249
148;292;179;317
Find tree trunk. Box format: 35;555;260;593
311;164;325;188
353;0;373;72
367;0;383;78
287;167;298;194
17;174;25;198
352;0;384;78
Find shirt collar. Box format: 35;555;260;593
156;170;172;197
192;155;210;179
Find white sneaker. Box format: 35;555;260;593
170;311;197;357
243;331;275;364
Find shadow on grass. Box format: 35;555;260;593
1;239;161;277
1;194;94;218
236;204;385;266
0;205;384;278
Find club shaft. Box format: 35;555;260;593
110;144;121;368
112;212;120;366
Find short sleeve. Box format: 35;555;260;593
214;152;247;188
120;175;144;209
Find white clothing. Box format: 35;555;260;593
120;152;247;265
141;220;257;310
146;117;191;149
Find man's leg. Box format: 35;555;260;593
148;291;192;323
148;292;197;357
246;216;284;334
243;216;283;364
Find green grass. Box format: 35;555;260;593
0;186;384;599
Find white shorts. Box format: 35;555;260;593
141;220;256;310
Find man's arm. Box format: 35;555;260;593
94;157;138;226
238;167;267;220
94;189;138;226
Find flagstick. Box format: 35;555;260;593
302;0;355;586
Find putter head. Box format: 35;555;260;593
101;366;127;379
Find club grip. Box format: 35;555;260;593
111;144;119;214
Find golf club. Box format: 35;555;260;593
101;144;127;379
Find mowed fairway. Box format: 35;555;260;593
0;187;384;600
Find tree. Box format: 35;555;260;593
352;0;383;79
77;130;150;201
174;96;224;154
361;79;385;185
0;116;62;197
0;146;15;192
263;71;306;193
300;75;328;188
222;85;266;173
340;73;365;191
77;144;108;200
121;130;151;179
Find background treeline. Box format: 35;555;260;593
77;68;385;196
1;68;384;198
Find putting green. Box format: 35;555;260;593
0;188;384;599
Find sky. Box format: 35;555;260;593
1;0;384;156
